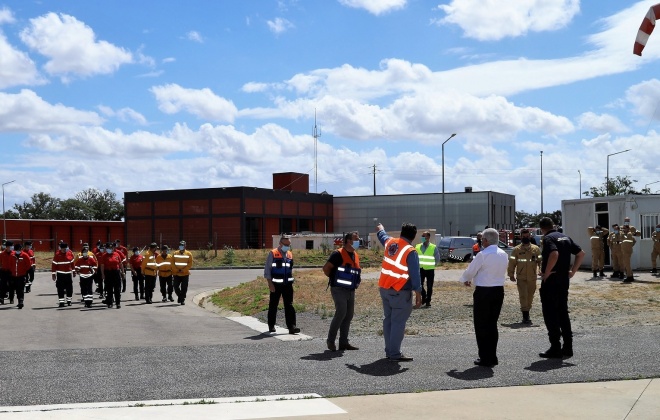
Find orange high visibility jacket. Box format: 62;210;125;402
379;237;414;291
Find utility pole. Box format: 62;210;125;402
372;164;377;196
313;110;321;193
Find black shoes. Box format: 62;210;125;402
116;304;121;309
17;301;24;309
58;302;65;308
161;297;167;302
474;358;497;368
168;295;174;302
339;343;359;351
652;268;658;274
288;327;301;335
268;325;276;333
562;345;573;358
67;301;72;306
622;277;634;283
180;301;185;305
392;354;413;362
599;270;605;277
107;303;113;308
522;311;532;325
327;340;337;352
539;346;563;358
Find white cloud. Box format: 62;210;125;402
0;7;15;24
577;112;628;133
267;17;293;34
338;0;407;15
162;57;176;63
150;84;238;122
186;30;203;43
98;105;147;125
19;13;132;80
625;79;660;121
436;0;580;41
0;32;44;88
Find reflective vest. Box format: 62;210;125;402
156;253;174;277
173;250;193;276
270;248;294;284
51;250;74;275
74;256;98;278
415;243;436;270
9;251;31;277
379;238;414;291
141;250;159;276
332;248;361;290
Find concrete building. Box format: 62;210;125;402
562;194;660;270
334;190;515;247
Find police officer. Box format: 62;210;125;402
324;231;361;352
587;225;609;278
415;231;440;307
141;242;159;304
620;224;636;283
608;224;623;279
651;224;660;275
264;236;300;334
51;242;75;307
507;228;541;324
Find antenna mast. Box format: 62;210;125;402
313;110;322;193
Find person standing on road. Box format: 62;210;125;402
24;241;36;293
74;244;98;308
538;217;585;359
8;243;31;309
507;228;541;325
376;222;422;362
651;224;660;275
141;242;159;304
156;245;174;302
129;247;145;301
608;224;623;280
460;228;508;368
620;224;636;283
264;236;300;335
51;242;76;307
0;240;13;305
172;241;193;305
100;242;124;309
323;231;361;352
415;231;440;308
93;241;105;299
587;225;608;278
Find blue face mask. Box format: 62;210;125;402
613;229;619;234
352;240;360;249
9;246;14;251
179;246;185;251
656;228;660;232
106;248;113;254
280;245;290;252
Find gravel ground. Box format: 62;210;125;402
258;268;660;340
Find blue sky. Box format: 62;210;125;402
1;0;660;216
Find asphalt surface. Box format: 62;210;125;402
1;269;659;407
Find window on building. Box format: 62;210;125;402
595;203;608;212
641;214;660;239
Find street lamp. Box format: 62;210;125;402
2;180;16;240
441;133;457;237
540;151;543;215
644;180;660;193
578;170;581;199
606;149;631;196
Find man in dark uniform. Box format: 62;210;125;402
538;217;585;359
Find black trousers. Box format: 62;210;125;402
420;268;435;304
268;282;296;329
473;286;504;364
173;275;189;303
27;266;35;284
540;279;572;345
80;275;95;302
159;275;173;298
55;273;73;304
132;269;145;297
0;270;9;300
10;276;25;302
94;270;104;295
144;275;157;302
104;270;122;306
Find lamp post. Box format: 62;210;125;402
606;149;631;196
540;151;543;215
441;133;457;237
578;170;581;199
644;180;660;193
2;180;16;240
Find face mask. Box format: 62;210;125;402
179;246;185;251
280;245;290;252
624;222;630;226
134;251;140;256
106;248;113;254
521;238;530;244
352;240;360;249
595;230;602;235
15;250;21;257
613;230;619;234
60;247;67;253
9;246;14;251
656;228;660;232
82;249;89;254
26;245;32;250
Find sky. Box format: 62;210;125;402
1;0;660;216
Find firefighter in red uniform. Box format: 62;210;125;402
114;239;129;292
101;242;124;308
93;241;105;299
24;241;36;293
129;247;145;301
8;243;31;309
52;242;76;307
0;240;12;304
74;244;98;307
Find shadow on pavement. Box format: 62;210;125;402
524;359;575;372
446;366;494;380
345;359;409;376
244;333;273;341
501;322;537;330
300;351;344;361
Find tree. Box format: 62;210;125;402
584;175;642;197
74;188;124;221
53;198;94;220
13;193;61;219
515;210;562;228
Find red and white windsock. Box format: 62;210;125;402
634;3;660;56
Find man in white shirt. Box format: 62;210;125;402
460;228;508;368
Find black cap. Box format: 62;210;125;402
132;247;139;252
150;242;158;248
161;245;169;250
59;242;68;248
106;242;114;248
5;241;12;247
179;240;186;246
97;240;102;245
25;241;32;246
115;239;121;243
14;243;22;250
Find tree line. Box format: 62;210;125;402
3;189;123;221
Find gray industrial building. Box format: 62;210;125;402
334;190;515;245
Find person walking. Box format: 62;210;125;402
0;241;13;305
651;224;660;275
100;242;124;309
460;228;508;367
8;243;31;309
587;225;608;278
24;241;36;293
472;232;484;257
264;236;300;334
141;242;159;304
172;241;193;305
324;231;361;352
507;228;541;324
376;222;422;362
608;224;623;280
129;247;145;301
74;244;98;308
620;224;636;283
51;242;75;307
415;231;440;307
156;245;174;302
538;217;585;359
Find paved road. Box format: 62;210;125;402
1;269;659;407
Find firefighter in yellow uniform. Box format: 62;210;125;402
651;224;660;275
608;224;623;279
140;242;159;304
507;228;541;324
172;240;194;305
620;224;636;283
587;225;609;278
156;245;175;302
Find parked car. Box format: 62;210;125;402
438;236;475;262
497;240;514;256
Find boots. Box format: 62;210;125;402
17;300;24;309
651;268;658;274
592;271;598;278
168;294;174;302
610;271;619;278
599;270;604;277
135;293;139;301
562;341;573;358
522;311;531;324
619;272;625;280
539;343;563;358
623;277;634;283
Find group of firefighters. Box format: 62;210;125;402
0;239;193;310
